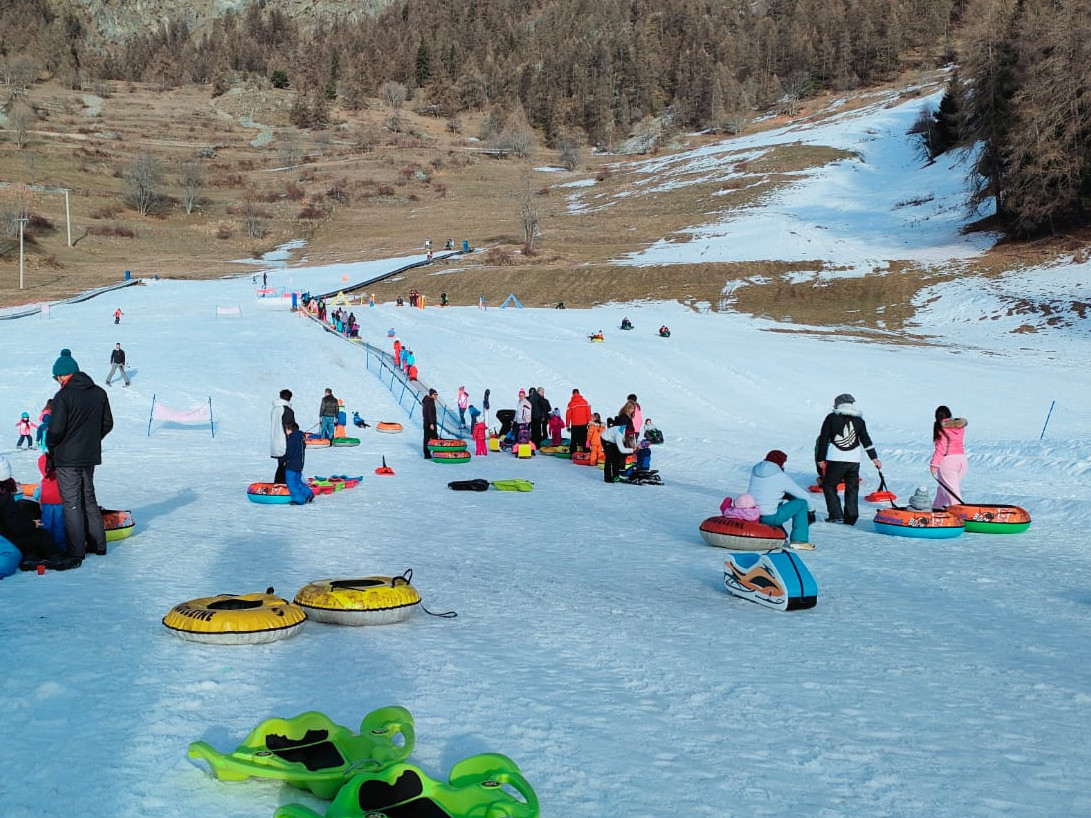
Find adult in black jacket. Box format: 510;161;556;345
319;388;340;439
815;393;882;526
106;342;130;386
46;349;114;558
534;387;552;446
421;389;438;459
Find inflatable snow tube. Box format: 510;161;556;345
699;516;787;551
376;422;403;434
305;436;332;448
945;504;1031;534
571;450;593;466
330;437;360;447
163;590;306;644
428;438;468;452
873;508;964;538
187;707;416;800
0;536;20;579
432;451;471;464
294;573;421;626
102;509;134;542
723;550;817;612
247;483;292;504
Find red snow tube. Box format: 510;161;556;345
699;516;787;551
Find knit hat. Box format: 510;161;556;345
835;393;855;405
518;389;525;397
21;412;29;419
0;455;11;482
735;493;757;509
764;449;788;468
52;348;79;377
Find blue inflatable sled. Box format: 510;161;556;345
722;549;817;611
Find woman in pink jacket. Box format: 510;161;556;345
930;405;967;509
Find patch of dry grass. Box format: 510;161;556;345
2;74;1086;339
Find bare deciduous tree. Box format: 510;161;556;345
179;160;204;214
380;81;407;112
278;132;303;168
780;72;813;117
516;176;541;253
557;133;581;171
8;99;34;149
240;198;267;238
123;152;164;216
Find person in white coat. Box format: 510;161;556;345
270;389;295;483
601;420;636;483
746;449;817;549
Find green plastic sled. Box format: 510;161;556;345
187;706;415;799
274;753;539;818
492;479;534;492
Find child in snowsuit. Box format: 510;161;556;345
548;409;565;445
35;454;65;554
15;412;36;449
586;413;605;465
36;400;52;451
457;387;470;428
472;420;488;456
282;422;314;505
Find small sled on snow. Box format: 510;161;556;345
723;550;817;612
447;479;534;492
865;471;897;503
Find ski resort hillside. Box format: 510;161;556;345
1;89;1090;818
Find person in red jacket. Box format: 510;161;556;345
565;388;592;455
36;453;65;554
472;420;488;456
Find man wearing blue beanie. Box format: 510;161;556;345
46;348;113;563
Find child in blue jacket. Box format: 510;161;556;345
282;422;314;505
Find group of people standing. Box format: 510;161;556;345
2;348;115;571
730;393;969;550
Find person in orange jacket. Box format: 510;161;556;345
565;388;592;454
586;412;606;465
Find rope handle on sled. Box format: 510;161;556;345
395;569;457;618
931;472;965;505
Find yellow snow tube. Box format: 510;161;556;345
294;573;421;626
163;589;306;644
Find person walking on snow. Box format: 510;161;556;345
457;386;470;428
815;393;881;526
113;307;123;325
15;412;37;449
747;449;817;550
931;405;967;509
105;342;131;386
